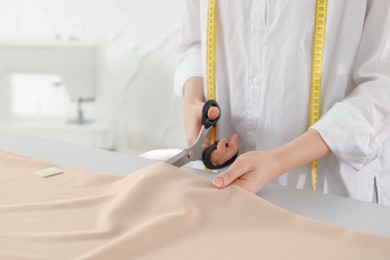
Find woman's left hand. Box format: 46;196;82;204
211;151;280;194
211;129;332;194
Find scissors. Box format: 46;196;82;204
166;99;237;170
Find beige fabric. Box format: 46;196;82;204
0;150;389;260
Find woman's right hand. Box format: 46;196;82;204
182;77;239;167
182;77;208;146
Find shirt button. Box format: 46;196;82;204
248;122;256;131
252;76;260;85
253;25;262;35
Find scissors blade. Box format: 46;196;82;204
165;125;212;168
165;149;191;168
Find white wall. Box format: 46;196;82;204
0;0;186;153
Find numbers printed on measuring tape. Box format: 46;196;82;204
207;0;217;144
310;0;328;192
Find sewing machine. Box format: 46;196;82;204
0;38;104;124
0;38;115;150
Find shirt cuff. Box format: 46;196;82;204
173;52;203;98
310;102;382;171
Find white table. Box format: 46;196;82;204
1;129;389;237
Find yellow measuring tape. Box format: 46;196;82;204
206;0;327;192
310;0;328;192
207;0;217;144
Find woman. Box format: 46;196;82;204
174;0;390;205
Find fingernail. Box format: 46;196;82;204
213;177;224;187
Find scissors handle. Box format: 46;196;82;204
201;100;238;170
201;99;220;129
202;140;238;170
166;99;237;169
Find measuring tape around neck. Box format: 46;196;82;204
207;0;217;144
310;0;328;192
206;0;327;192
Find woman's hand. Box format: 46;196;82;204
211;151;279;193
212;129;331;193
182;77;239;167
209;133;239;167
182;77;207;146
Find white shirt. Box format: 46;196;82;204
174;0;390;205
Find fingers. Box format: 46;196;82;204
211;151;278;194
207;106;220;121
184;101;219;146
212;164;257;193
209;134;239;166
214;134;238;161
212;160;248;189
187;102;221;146
212;151;249;188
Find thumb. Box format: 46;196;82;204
207;106;220;121
212;162;243;189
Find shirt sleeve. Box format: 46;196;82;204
311;0;390;170
173;0;203;98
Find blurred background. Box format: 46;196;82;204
0;0;186;155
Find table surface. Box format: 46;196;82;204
1;129;389;238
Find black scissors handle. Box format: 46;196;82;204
201;99;238;170
202;140;239;170
201;99;220;129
